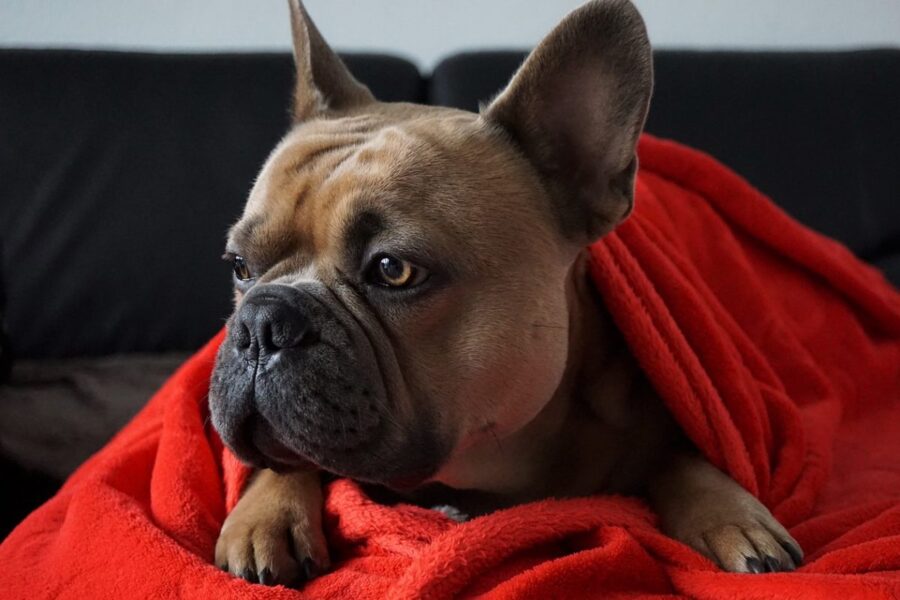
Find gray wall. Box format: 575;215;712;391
2;0;899;69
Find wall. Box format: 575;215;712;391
1;0;898;69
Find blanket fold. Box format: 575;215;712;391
2;135;899;599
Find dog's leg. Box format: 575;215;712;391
648;453;803;573
215;468;329;587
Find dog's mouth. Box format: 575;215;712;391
210;364;449;486
217;389;449;489
230;411;444;489
239;413;318;473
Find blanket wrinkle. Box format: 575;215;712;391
2;135;899;599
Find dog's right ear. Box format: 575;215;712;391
288;0;375;122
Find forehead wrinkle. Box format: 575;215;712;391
287;132;367;174
314;113;384;133
322;126;417;188
280;111;389;171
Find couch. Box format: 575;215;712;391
1;47;898;538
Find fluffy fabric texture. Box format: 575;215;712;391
2;136;899;599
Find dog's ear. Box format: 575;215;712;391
484;0;652;243
288;0;375;121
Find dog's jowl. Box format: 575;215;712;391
209;0;802;586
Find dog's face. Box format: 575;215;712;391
210;0;652;489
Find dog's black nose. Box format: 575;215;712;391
231;285;314;355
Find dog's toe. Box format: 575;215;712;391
248;523;302;586
214;523;258;583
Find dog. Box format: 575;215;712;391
209;0;803;587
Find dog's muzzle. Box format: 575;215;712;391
209;283;382;472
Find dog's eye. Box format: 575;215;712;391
225;254;253;282
368;254;426;288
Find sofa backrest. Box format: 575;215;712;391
0;50;422;358
1;49;897;359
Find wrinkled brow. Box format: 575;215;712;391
228;215;265;254
226;215;297;273
343;209;385;267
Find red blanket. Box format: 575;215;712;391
3;135;899;599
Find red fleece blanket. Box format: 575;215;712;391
2;135;900;599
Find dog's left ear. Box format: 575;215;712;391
484;0;652;243
288;0;375;121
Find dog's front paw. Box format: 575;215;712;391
214;470;329;587
679;510;803;574
664;487;804;574
652;455;803;574
215;499;330;586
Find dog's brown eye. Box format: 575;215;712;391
368;254;425;288
378;256;413;287
231;255;253;281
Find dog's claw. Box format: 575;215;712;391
258;567;274;586
302;557;320;581
239;568;258;583
763;556;781;572
745;556;763;574
781;541;804;566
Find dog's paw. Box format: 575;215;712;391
214;498;330;587
653;455;803;574
675;504;803;574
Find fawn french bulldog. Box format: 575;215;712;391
209;0;802;587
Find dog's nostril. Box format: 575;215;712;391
270;318;310;349
233;321;252;349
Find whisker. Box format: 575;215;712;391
531;322;567;330
485;419;503;454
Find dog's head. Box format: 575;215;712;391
209;0;652;489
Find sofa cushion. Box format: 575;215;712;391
0;353;188;479
0;352;188;538
0;50;423;359
430;50;900;286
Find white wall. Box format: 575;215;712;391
2;0;898;70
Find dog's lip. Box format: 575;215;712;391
257;442;316;472
261;454;317;474
384;475;427;492
383;472;430;492
243;441;318;473
238;413;318;472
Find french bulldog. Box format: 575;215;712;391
209;0;803;587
